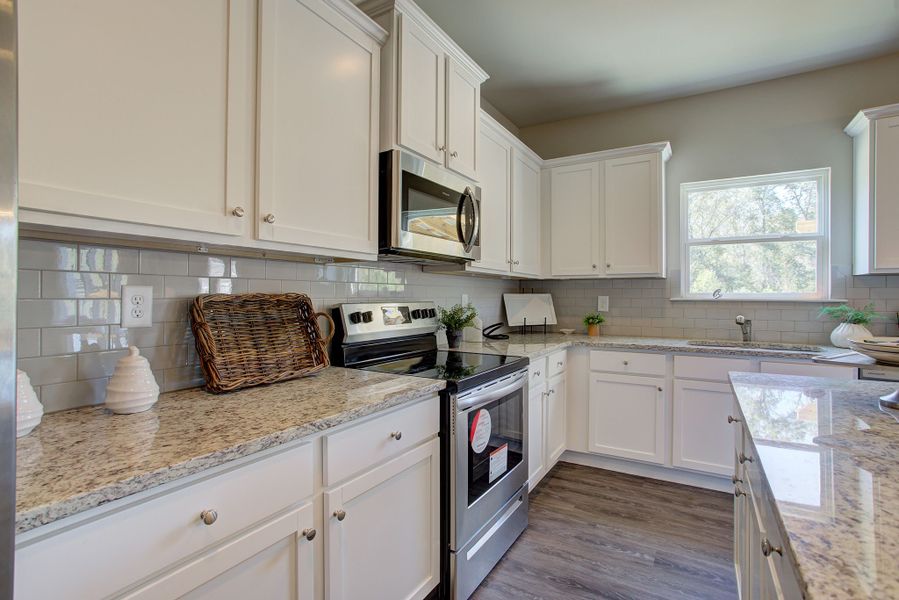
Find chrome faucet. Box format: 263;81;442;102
735;315;752;342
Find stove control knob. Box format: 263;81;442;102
348;311;363;324
428;309;437;318
362;311;374;323
411;309;422;319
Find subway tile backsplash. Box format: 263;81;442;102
17;238;518;412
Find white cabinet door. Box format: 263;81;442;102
445;57;480;180
874;115;899;270
550;162;600;277
124;504;315;600
397;14;445;165
546;374;566;469
511;149;542;277
474;122;512;273
326;439;440;600
672;380;734;476
18;0;253;236
257;0;380;256
602;153;663;276
527;384;546;488
588;373;666;464
734;483;748;599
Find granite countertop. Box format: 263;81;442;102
730;372;899;599
450;333;844;361
16;367;445;535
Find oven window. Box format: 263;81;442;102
402;172;468;243
467;387;524;506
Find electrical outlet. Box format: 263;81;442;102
597;296;609;312
122;285;153;328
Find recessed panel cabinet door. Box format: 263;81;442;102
672;380;735;476
545;374;566;468
874;115;899;269
445;57;480;180
588;373;666;464
511;150;542;277
17;0;253;236
550;162;600;277
602;153;663;276
325;440;440;600
397;15;445;165
257;0;380;256
528;384;546;488
474;124;512;273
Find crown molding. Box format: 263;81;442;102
845;102;899;137
321;0;388;44
542;141;672;168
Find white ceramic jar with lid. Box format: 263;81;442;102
16;369;43;437
105;346;160;414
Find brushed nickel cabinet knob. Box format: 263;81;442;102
761;538;783;557
231;206;245;217
728;415;741;423
333;509;346;521
657;386;663;392
732;474;743;485
623;360;629;366
557;361;564;367
534;370;541;376
606;263;611;268
451;151;458;158
734;486;746;498
738;452;753;464
263;213;276;224
390;431;403;441
200;509;218;525
592;264;597;269
302;528;317;541
438;145;446;152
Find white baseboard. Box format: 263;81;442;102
558;450;732;493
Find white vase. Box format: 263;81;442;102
16;369;44;438
105;346;160;414
830;323;872;349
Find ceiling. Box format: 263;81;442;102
414;0;899;127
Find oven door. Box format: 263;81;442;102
384;150;481;261
452;370;528;550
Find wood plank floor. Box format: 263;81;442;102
472;463;738;600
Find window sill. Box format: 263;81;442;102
669;297;848;303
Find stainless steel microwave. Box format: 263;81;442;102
378;150;481;263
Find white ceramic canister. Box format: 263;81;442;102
16;369;44;437
105;346;160;414
830;322;873;349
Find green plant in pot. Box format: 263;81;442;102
584;312;605;337
439;303;478;348
819;303;878;348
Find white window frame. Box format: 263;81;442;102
680;168;831;301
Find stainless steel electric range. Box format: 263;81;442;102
331;301;529;600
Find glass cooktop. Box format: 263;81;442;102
360;350;523;383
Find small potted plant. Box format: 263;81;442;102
819;303;878;348
438;303;478;348
583;312;605;337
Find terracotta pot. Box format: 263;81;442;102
587;323;601;337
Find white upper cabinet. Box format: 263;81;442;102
511;149;542;277
550;162;600;277
17;0;255;237
257;0;384;256
544;142;671;279
846;103;899;274
361;0;488;180
397;14;445;164
602;153;663;276
473;118;513;273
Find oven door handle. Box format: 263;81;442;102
457;371;527;412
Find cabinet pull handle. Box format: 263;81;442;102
513;260;520;266
390;431;403;441
200;509;218;525
606;263;611;268
450;151;458;158
623;360;629;366
263;213;276;224
438;145;446;152
592;264;597;269
302;528;317;541
231;206;245;218
738;452;753;464
534;370;541;376
333;509;347;521
733;486;746;498
728;415;741;424
557;361;564;367
657;386;663;392
732;474;743;485
761;538;783;557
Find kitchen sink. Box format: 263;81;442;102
687;340;823;353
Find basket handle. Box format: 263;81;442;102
316;311;336;345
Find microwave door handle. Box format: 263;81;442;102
456;193;467;247
467;193;480;252
457;187;478;253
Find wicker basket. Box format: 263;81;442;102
189;293;334;393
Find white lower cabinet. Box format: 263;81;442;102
528;383;547;487
672;379;736;476
545;373;567;468
325;438;440;600
588;372;666;464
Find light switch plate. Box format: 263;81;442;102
121;285;153;328
597;296;609;312
461;293;469;306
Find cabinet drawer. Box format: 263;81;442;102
529;357;548;389
15;443;313;600
324;397;439;486
548;350;567;377
760;361;856;379
590;350;666;376
674;355;753;382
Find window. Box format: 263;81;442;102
680;168;830;300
